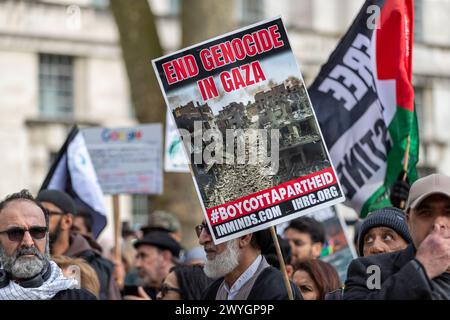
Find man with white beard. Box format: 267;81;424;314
196;220;302;300
0;190;96;300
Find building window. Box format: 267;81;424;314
238;0;264;23
132;195;149;225
39;54;74;119
169;0;180;15
414;0;423;41
417;166;436;178
414;86;425;137
48;151;59;168
414;85;436;175
91;0;109;9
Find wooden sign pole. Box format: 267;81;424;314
269;226;294;300
399;135;411;209
113;195;122;261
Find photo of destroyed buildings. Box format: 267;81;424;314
171;75;331;209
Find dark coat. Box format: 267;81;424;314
65;232;121;300
203;266;303;300
344;245;450;300
51;288;97;300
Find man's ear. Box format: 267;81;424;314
406;208;412;228
171;232;182;243
239;234;253;248
161;250;172;264
311;242;323;259
60;214;73;231
286;264;294;278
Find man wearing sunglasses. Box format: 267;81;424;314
197;220;302;300
0;190;96;300
36;189;121;300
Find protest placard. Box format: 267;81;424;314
276;206;356;282
153;17;345;244
81;124;163;195
164;109;190;173
309;208;357;282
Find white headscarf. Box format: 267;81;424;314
0;261;79;300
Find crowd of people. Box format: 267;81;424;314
0;172;449;300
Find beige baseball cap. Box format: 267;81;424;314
406;173;450;210
141;210;181;234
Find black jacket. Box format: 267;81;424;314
51;288;97;300
203;266;303;300
64;233;121;300
344;245;450;300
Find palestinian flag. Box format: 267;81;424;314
308;0;419;217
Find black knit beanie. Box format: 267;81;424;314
358;207;412;256
36;189;76;215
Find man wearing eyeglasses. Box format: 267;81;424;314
0;190;96;300
196;221;302;300
36;189;121;300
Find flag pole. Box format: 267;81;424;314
399;135;411;209
269;226;293;300
113;195;122;261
